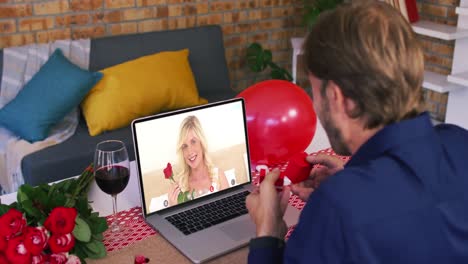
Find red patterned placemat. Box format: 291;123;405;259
103;207;157;252
102;148;349;251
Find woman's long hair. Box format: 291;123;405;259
176;115;214;192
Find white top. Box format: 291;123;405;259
194;167;219;198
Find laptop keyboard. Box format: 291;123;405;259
165;190;250;235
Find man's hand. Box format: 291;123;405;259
290;154;345;201
246;168;290;239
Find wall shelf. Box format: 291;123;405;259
448;71;468;86
456;7;468;16
423;71;464;93
411;20;468;40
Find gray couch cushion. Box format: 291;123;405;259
21;121;135;185
0;25;235;187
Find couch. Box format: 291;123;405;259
0;25;236;186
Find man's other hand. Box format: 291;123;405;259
246;168;290;239
290;154;345;201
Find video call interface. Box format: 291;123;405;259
134;100;251;214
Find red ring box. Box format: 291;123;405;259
258;152;311;190
283;152;312;184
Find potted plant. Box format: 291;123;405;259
289;0;344;83
302;0;344;30
246;43;293;82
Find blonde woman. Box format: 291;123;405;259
168;115;229;206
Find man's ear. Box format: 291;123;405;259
326;81;345;111
327;81;357;118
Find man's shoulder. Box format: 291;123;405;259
314;156;428;228
435;123;468;145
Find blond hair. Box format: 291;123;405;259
176;115;214;192
303;0;425;128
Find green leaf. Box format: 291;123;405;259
21;200;42;219
92;233;103;241
177;192;185;204
246;43;262;56
246;43;267;73
72;242;89;262
271;68;286;80
0;205;11;215
263;50;272;64
17;185;34;203
73;217;92;242
303;8;321;29
76;198;91;218
83;240;107;259
88;216;108;234
270;68;293;81
48;193;67;209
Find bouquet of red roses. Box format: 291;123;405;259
0;164;108;264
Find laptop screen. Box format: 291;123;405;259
132;98;252;215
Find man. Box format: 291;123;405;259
246;1;468;263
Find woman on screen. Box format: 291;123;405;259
168;115;229;206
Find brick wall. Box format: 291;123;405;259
0;0;457;121
0;0;304;93
417;0;459;122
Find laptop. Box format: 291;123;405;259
131;98;300;263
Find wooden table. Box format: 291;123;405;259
88;235;249;264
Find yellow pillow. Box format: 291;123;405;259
81;49;208;136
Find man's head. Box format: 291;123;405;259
303;0;425;155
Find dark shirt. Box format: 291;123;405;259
248;113;468;264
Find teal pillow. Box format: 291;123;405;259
0;49;103;142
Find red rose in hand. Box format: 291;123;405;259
44;207;77;235
48;253;68;264
5;236;31;264
163;163;174;181
0;208;26;238
24;226;49;255
48;233;75;253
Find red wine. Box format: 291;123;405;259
95;165;130;195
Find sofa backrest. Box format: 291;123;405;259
0;25;234;102
90;25;233;101
0;50;3;82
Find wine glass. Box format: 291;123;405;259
94;140;130;234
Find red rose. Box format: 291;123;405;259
48;233;75;254
0;253;8;264
84;164;94;173
66;254;81;264
0;236;7;252
5;236;31;264
44;207;77;235
0;208;26;238
163;162;174;180
49;253;68;264
24;226;49;255
31;253;46;264
134;254;150;264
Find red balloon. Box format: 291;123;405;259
237;80;317;168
